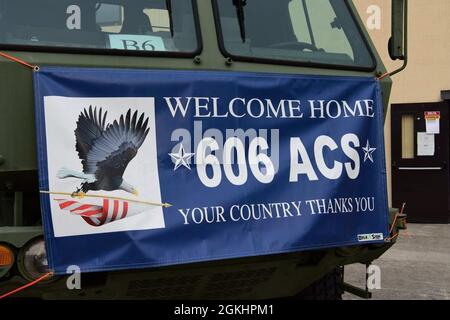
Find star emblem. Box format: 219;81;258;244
362;140;377;163
169;144;195;171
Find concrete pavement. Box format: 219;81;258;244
343;224;450;300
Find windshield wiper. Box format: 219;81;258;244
166;0;174;37
232;0;247;43
302;0;316;47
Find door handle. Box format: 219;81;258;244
397;167;443;171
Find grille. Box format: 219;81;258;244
0;191;41;227
126;275;203;299
0;192;14;226
125;267;278;299
203;267;277;299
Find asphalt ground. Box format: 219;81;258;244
343;223;450;300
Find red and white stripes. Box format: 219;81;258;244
54;198;130;227
102;199;129;225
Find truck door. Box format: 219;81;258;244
391;102;450;223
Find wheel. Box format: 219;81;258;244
294;268;344;300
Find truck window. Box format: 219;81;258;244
0;0;200;55
214;0;375;70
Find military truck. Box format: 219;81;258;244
0;0;407;299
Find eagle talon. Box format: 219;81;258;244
72;191;86;199
77;192;86;199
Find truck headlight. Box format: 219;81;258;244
0;244;14;278
18;238;53;283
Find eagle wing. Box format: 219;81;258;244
75;106;107;174
85;109;150;181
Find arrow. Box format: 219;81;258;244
39;191;172;208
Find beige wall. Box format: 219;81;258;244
355;0;450;103
355;0;450;205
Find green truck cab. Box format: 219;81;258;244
0;0;407;299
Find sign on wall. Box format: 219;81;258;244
34;67;389;274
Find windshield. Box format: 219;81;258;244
0;0;199;55
214;0;375;69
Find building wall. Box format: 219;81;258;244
354;0;450;205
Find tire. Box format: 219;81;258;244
294;268;344;300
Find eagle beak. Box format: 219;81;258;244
132;190;139;197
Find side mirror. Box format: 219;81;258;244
389;0;408;61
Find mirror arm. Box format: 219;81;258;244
387;0;408;77
380;0;408;80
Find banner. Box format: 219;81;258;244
34;67;389;274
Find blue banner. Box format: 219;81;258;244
33;67;389;274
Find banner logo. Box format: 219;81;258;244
42;97;165;237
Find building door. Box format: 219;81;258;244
391;102;450;223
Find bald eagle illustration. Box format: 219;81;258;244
57;106;149;198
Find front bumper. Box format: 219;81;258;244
0;209;405;299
